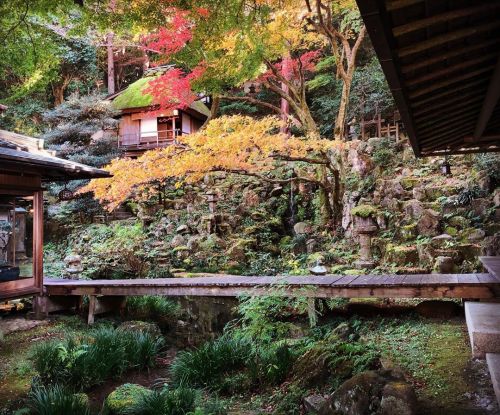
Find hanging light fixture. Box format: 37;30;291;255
58;182;74;201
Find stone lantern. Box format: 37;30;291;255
205;190;219;214
352;205;378;269
64;254;83;280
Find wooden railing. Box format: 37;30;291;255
118;129;179;150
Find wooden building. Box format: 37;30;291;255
109;75;211;157
0;130;110;301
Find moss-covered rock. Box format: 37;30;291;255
103;384;151;415
351;204;378;218
399;177;420;191
447;215;469;229
400;224;417;241
444;226;458;236
320;369;416;415
385;244;419;266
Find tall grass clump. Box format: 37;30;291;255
170;335;252;390
31;326;163;391
126;295;180;320
28;385;90;415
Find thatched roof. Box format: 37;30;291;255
111;76;211;118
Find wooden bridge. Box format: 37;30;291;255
38;257;500;324
44;272;500;299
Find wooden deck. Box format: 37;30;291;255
44;273;500;299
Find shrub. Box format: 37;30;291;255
28;385;90;415
31;326;163;391
252;343;296;385
474;153;500;183
170;335;252;390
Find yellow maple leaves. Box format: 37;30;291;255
82;115;340;210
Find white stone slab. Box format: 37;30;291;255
486;353;500;408
465;302;500;358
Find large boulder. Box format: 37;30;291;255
404;200;424;219
294;221;313;235
466;228;486;242
241;188;260;207
417;209;440;236
430;234;453;249
433;256;454;273
483;232;500;256
304;395;328;414
471;198;490;217
170;234;187;248
385;245;419;266
348;148;375;177
176;224;190;235
318;369;416;415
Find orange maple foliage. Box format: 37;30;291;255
82;116;341;210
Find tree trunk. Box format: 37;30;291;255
317;165;332;226
106;32;115;95
201;95;220;129
281;55;291;135
334;76;352;140
52;75;71;106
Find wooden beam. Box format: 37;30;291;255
418;112;479;137
393;3;500;37
464;134;500;143
473;55;500;140
415;100;482;126
398;21;500;58
386;0;424;12
411;78;488;108
409;66;494;99
406;53;498;87
402;39;500;74
423;145;500;156
413;91;485;118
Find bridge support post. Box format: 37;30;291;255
33;295;80;319
87;295;126;325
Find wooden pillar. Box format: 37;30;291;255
33;190;43;293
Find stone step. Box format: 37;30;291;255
486;353;500;408
465;302;500;358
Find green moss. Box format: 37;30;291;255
103;384;151;415
344;269;364;275
400;224;417;241
400;177;420;190
444;226;458;236
447;216;469;229
361;318;472;411
113;77;155;110
351;204;378;218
